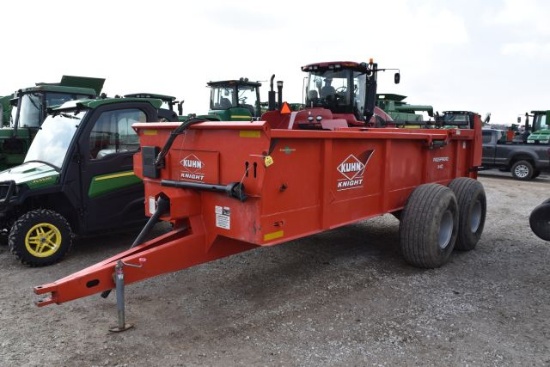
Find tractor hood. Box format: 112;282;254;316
0;162;59;189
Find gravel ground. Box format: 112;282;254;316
0;172;549;367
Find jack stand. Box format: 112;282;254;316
109;258;146;332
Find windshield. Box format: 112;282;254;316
12;93;42;128
11;91;93;128
210;86;234;110
533;113;548;131
237;85;259;117
210;85;258;108
24;109;87;168
304;69;366;116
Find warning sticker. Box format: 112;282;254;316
215;205;231;230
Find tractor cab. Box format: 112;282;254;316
207;78;262;121
262;61;398;130
302;61;399;126
10;82;102;129
523;110;550;144
3;76;105;170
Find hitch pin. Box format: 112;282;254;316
109;258;146;333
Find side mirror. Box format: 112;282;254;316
394;73;400;84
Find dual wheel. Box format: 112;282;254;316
8;209;73;267
399;178;486;268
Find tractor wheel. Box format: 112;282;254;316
399;184;458;268
8;209;73;267
529;201;550;241
511;160;534;180
448;178;486;251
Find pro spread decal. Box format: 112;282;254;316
337;150;374;191
180;154;205;181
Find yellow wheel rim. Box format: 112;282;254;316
24;222;62;258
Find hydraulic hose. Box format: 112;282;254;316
154;117;217;167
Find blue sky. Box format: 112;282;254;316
2;0;549;124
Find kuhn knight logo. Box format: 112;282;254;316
180;154;205;181
337;151;374;190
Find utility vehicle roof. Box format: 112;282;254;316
51;97;163;111
124;93;177;102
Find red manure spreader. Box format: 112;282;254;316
34;61;486;330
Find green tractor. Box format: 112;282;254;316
375;93;433;125
0;96;178;266
207;78;262;121
519;110;550;144
1;75;104;169
197;76;304;122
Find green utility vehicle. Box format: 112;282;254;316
375;93;433;124
0;75;104;170
0;96;176;266
124;92;184;120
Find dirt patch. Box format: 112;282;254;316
0;173;549;366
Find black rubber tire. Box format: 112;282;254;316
391;210;402;221
529;201;550;241
511;160;534;180
448;178;487;251
8;209;73;267
399;183;458;268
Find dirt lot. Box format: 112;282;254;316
0;173;549;367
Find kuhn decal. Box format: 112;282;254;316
337;151;374;191
180;154;205;181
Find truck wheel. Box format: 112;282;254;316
448;178;487;250
511;160;534;180
529;201;550;241
399;184;458;268
8;209;73;267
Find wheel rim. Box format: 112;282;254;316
514;165;529;178
470;200;482;233
438;210;454;249
25;222;62;258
